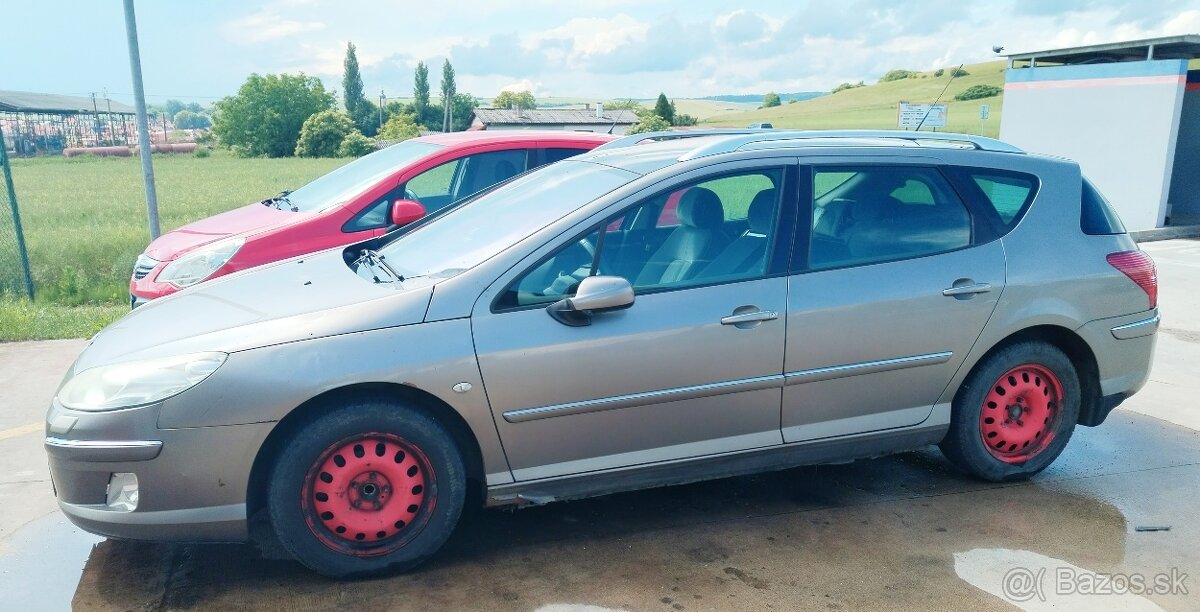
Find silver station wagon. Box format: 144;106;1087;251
46;130;1159;577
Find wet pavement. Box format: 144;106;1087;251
1;239;1198;611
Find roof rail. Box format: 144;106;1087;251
593;129;765;151
677;130;1024;160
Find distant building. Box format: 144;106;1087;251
0;90;137;155
1001;35;1200;230
470;106;638;135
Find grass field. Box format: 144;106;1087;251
2;150;346;339
704;61;1007;136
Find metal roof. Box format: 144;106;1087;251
0;90;136;114
1007;34;1200;65
472;108;638;126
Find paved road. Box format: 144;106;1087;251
1;240;1196;611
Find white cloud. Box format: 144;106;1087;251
222;10;325;44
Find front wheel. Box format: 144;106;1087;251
267;399;466;577
939;341;1081;482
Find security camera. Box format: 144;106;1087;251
992;45;1005;54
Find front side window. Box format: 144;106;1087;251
810;166;972;269
499;168;785;309
402;149;529;215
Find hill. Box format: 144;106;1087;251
699;92;825;104
703;61;1007;137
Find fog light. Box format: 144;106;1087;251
106;473;139;512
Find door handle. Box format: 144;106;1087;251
721;310;778;326
942;282;992;297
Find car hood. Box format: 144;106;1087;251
76;250;434;371
143;203;305;260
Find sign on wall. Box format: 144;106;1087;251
898;102;948;129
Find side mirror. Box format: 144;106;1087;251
390;199;427;227
547;276;634;327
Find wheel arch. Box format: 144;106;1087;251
245;382;487;524
960;324;1103;426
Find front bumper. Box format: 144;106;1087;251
45;399;274;542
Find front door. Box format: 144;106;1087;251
472;165;797;481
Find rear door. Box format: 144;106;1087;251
781;161;1006;442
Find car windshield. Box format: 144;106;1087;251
377;160;635;281
285;140;444;212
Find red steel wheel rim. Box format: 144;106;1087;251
979;364;1063;464
301;432;435;557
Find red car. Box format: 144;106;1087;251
130;131;614;306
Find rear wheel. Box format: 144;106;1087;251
267;398;465;577
940;341;1080;481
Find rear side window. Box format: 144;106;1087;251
1081;178;1126;235
539;148;589;166
810;166;972;270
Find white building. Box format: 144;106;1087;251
1000;35;1200;230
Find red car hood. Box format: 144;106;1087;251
144;203;303;260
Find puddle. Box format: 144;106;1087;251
0;511;102;611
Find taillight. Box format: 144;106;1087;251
1106;251;1157;308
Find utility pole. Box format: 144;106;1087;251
90;92;100;145
122;0;161;240
379;90;385;130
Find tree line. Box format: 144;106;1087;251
211;42;478;158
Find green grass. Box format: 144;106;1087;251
0;297;128;341
703;61;1007;137
1;150;347;340
8;150;347;305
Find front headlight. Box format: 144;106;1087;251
157;237;244;288
57;352;227;411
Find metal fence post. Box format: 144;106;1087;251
0;125;35;299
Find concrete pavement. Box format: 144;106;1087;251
0;240;1197;611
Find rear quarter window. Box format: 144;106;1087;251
1080;178;1127;235
944;167;1039;234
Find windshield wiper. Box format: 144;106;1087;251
353;249;404;283
262;190;298;212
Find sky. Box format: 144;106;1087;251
1;0;1197;105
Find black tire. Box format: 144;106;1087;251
267;398;466;578
939;341;1081;482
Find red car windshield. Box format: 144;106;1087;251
285;141;444;213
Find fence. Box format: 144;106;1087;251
0;125;35;299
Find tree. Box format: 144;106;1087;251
173;110;211;129
164;99;203;118
295;110;356;157
602;99;643;111
628;109;670;134
492;90;537;109
761;92;782;108
212;73;334;157
343;42;366;117
379;112;421;140
880;69;917;82
338;131;376;157
413;62;431;126
440;60;457;131
954;84;1002;101
653;93;674;124
951;67;970;77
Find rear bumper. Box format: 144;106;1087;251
1075;309;1158;426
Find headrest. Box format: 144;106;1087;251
746;189;776;233
494;160;518;182
677;187;724;229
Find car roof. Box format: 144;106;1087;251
575;129;1028;175
415;130;616;147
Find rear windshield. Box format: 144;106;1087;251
1080;178;1126;235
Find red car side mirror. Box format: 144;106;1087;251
390;199;427;226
